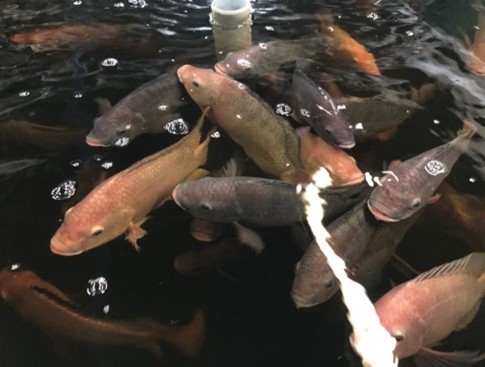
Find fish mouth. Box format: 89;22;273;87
50;237;83;256
85;135;109;147
367;201;399;222
171;185;187;211
214;63;227;75
290;292;319;309
338;142;356;149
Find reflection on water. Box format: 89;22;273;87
0;0;484;366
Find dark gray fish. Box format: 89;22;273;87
172;176;371;228
214;37;330;79
0;158;46;175
86;70;187;147
292;67;355;148
291;199;377;308
368;120;477;222
0;268;205;359
350;209;423;290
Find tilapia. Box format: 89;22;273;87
0;120;84;160
296;127;364;187
86;71;188;147
0;268;205;358
50;110;211;256
350;210;423;290
368;253;485;365
292;67;355;148
291;198;377;308
177;65;306;183
317;12;380;76
172;176;371;228
174;237;254;276
214;37;330;79
367;120;477;222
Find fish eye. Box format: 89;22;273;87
192;81;200;87
324;128;332;136
91;227;104;237
116;128;126;136
410;198;421;209
392;333;404;342
323;278;334;289
199;203;212;212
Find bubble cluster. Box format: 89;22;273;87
51;179;77;201
86;277;108;296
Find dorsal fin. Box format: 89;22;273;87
413;253;485;283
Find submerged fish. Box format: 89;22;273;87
367;253;485;365
292;67;355;148
177;65;306;183
86;71;187;147
174;237;254;276
317;12;380;76
0;159;46;175
368;120;477;222
296;127;364;187
291;198;377;308
50;110;211;256
214;37;330;79
173;176;371;228
0;268;205;358
0;120;84;160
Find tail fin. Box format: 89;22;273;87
458;119;478;140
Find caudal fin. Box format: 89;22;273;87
459;120;478;140
415;347;485;367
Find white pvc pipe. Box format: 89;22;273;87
210;0;253;60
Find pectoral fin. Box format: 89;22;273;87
427;193;441;205
414;347;485;367
233;222;265;254
125;218;150;251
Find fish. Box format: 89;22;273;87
464;7;485;76
291;198;377;308
0;120;84;160
50;109;211;256
214;37;330;79
336;95;422;141
350;210;423;290
174;237;254;276
292;66;355;148
366;253;485;365
316;12;380;76
172;176;372;228
86;71;188;147
0;268;205;359
367;120;477;222
296;127;364;187
424;183;485;252
0;159;46;175
177;65;306;183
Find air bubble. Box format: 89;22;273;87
70;159;82;168
87;277;108;296
115;137;130;147
74;93;83;99
210;130;221;138
19;91;30;97
164;118;189;135
73;0;82;5
101;161;113;170
51;179;77;200
275;103;292;116
113;2;125;7
101;58;118;67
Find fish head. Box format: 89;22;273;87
86;107;143;147
172;178;239;223
214;47;260;78
177;65;218;108
50;205;134;256
0;268;36;301
367;169;433;222
291;259;339;308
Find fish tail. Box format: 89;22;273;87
158;309;205;357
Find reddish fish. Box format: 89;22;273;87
317;12;380;76
367;253;485;365
50;110;211;256
367;120;477;222
177;65;306;183
296;127;364;187
0;268;205;358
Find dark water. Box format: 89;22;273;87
0;0;484;366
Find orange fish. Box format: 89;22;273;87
317;12;381;76
50;110;211;256
296;126;364;186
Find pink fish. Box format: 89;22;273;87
366;253;485;365
50;110;211;256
